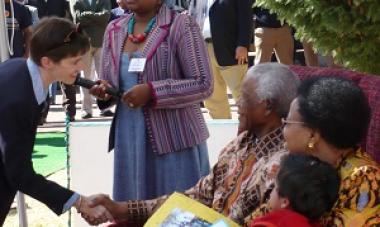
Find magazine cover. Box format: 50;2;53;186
144;192;240;227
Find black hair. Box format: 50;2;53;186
276;154;340;220
30;17;90;65
297;76;370;149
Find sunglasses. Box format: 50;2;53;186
46;23;82;52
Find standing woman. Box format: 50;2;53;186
282;76;380;226
90;0;212;202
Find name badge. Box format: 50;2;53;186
128;58;146;73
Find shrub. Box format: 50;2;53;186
255;0;380;74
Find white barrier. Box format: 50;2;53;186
69;120;238;226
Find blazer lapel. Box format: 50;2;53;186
115;18;129;55
141;5;174;60
106;17;129;80
210;0;217;10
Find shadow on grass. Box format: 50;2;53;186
31;154;48;159
32;133;67;176
32;133;65;159
34;136;66;148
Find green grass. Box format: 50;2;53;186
32;132;67;176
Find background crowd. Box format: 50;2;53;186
5;0;338;122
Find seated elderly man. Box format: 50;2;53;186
88;63;300;225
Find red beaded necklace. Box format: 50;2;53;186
127;15;157;44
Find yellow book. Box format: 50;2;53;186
144;192;240;227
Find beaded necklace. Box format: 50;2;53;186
127;15;156;43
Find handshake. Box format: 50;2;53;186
74;194;124;226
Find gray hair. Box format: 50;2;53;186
245;63;300;117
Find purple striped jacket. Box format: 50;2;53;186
100;5;213;155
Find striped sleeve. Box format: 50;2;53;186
150;14;213;109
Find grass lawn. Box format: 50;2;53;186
32;132;67;176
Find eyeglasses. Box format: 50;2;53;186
281;118;305;125
46;23;82;52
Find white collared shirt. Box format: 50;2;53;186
26;58;48;105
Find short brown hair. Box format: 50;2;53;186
30;17;90;65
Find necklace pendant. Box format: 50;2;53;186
135;34;146;43
128;33;146;43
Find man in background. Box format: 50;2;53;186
71;0;112;119
5;0;33;58
253;8;293;65
190;0;253;119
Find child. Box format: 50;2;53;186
251;154;340;227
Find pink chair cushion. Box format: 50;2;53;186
290;65;380;163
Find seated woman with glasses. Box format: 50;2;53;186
246;76;380;226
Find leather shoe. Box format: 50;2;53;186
81;113;92;119
100;110;114;117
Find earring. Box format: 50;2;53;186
308;141;314;150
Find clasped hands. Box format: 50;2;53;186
74;195;114;226
89;80;152;108
76;194;126;225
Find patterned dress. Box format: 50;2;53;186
116;127;285;224
322;148;380;227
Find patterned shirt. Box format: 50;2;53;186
322;148;380;227
122;127;285;224
245;148;380;227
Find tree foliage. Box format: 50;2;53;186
255;0;380;74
